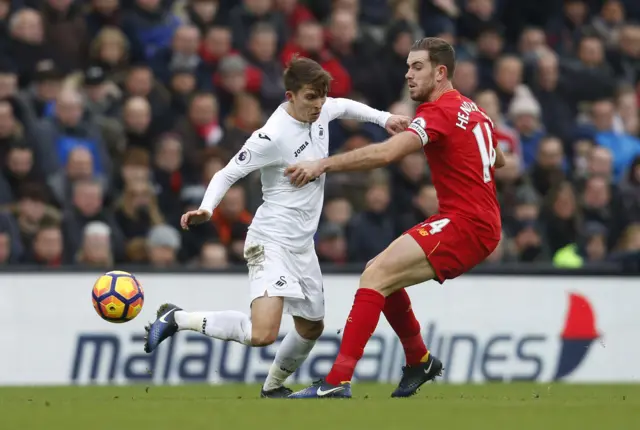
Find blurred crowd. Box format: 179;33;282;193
0;0;639;271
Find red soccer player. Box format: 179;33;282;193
285;37;505;398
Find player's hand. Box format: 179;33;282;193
284;160;324;187
385;115;411;135
180;209;212;230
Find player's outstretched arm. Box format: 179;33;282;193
285;132;422;187
328;98;410;135
182;133;279;229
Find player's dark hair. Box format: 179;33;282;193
411;37;456;79
283;55;332;97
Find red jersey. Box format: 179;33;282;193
406;89;501;238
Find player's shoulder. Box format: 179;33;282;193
320;97;341;114
249;107;289;144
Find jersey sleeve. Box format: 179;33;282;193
199;132;281;213
407;105;449;146
323;97;391;127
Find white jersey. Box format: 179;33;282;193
199;97;391;251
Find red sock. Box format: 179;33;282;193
383;289;429;366
326;289;385;385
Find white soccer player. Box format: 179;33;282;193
143;57;410;397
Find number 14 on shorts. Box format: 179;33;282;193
418;218;450;236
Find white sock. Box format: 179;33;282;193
263;329;316;391
174;310;252;345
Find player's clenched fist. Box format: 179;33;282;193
385;115;412;135
180;209;212;230
284;160;324;187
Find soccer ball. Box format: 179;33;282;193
92;270;144;323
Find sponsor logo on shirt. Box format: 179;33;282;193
294;141;310;158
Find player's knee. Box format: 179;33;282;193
295;319;324;340
251;327;279;347
359;263;394;296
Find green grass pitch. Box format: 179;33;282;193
1;383;638;430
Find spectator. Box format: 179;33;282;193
85;0;143;63
2;144;45;201
115;178;164;241
280;20;352;98
185;0;223;34
41;0;89;72
18;59;65;121
589;99;640;182
89;27;132;83
245;23;285;112
146;224;181;267
475;89;519;155
122;64;172;135
122;96;155;150
391;151;428;217
453;60;478;98
321;195;353;231
195;240;229;268
153;133;187;224
383;20;416;106
228;0;287;53
0;101;28;166
168;66;198;118
174;92;224;170
347;181;395;263
275;0;314;33
26;222;64;266
316;222;347;264
531;52;578;143
3;182;61;247
124;0;181;60
62;179;124;263
494;55;524;114
327;9;385;109
222;92;264;155
592;0;626;48
199;25;233;71
609;23;640;85
48;143;109;207
214;54;263;120
150;24;210;89
117;147;153;191
0;60;17;99
530;136;566;197
76;220;113;267
509;86;545;170
474;24;504;90
397;183;438;235
211;185;252;247
5;8;47;88
35;88;111;179
543;181;580;254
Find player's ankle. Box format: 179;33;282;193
174;311;202;332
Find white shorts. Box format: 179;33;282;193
244;238;324;321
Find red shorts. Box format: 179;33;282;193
405;214;500;283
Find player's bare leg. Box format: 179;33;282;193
289;235;443;398
262;316;323;396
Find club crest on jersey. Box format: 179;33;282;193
235;148;251;165
317;124;325;139
408;117;429;145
